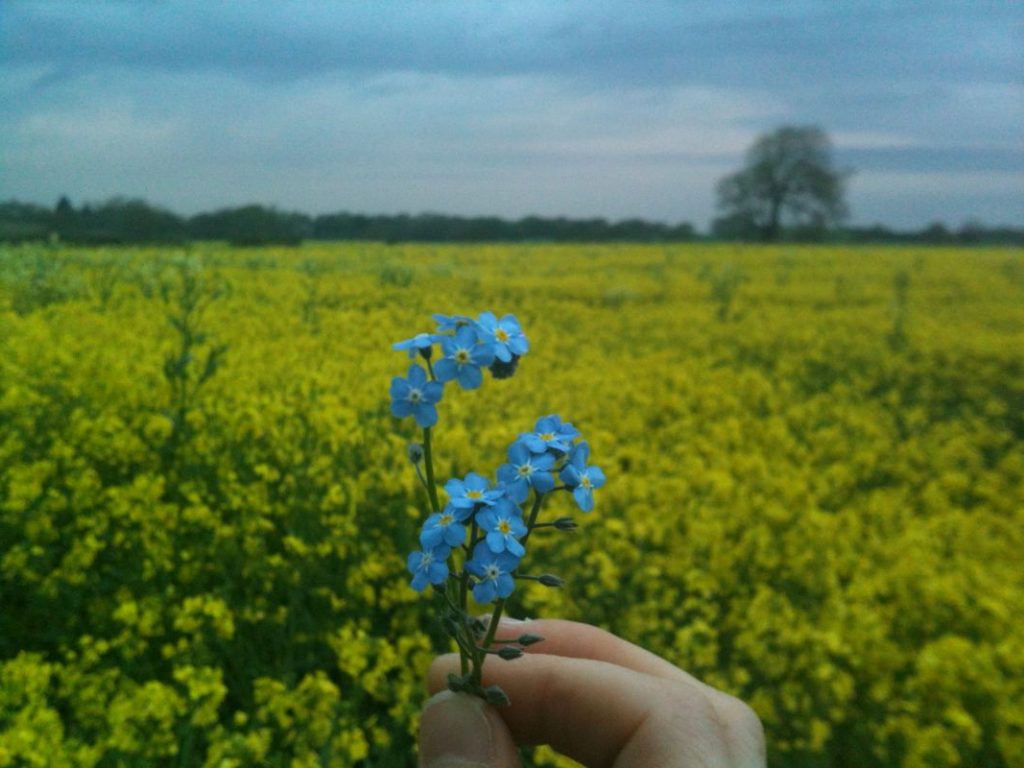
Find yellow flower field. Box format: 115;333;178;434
1;242;1022;767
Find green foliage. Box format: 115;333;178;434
0;246;85;315
698;262;748;321
377;262;415;288
887;269;911;351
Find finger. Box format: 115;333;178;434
488;618;756;747
418;690;521;768
429;653;764;768
490;618;693;683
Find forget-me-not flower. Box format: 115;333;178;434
477;312;529;363
420;507;468;548
432;313;474;333
465;541;520;603
434;325;495;389
392;332;436;359
477;497;527;557
390;364;444;428
407;544;451;592
518;414;580;455
497;440;556;503
444;472;504;518
559;441;606;513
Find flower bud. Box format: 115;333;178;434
489;355;520;380
553;516;578;531
517;634;544;646
483;685;511;706
446;673;470;693
538;573;564;588
407;442;424;464
497;646;523;660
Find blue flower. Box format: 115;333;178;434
420;507;468;548
477;312;529;363
465;541;520;603
477;497;527;557
432;313;475;332
407;545;451;592
559;441;606;513
444;472;504;517
497;440;556;504
518;414;580;455
392;332;436;359
434;325;495;390
389;364;444;428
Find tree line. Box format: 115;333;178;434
1;196;1018;246
0;197;702;246
2;126;1021;246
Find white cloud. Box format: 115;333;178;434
854;170;1024;195
832;131;921;150
850;170;1024;227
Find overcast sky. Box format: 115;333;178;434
2;1;1022;229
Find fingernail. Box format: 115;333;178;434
419;691;495;768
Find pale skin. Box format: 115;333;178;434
418;619;766;768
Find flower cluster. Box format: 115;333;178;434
390;313;603;703
406;421;604;601
390;312;529;428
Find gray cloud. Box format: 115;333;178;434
838;146;1024;174
5;1;1020;89
1;1;1022;228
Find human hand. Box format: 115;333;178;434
417;618;765;768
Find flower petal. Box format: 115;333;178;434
473;580;498;603
390;377;410;398
413;402;438;428
496;573;516;598
573;485;594;512
390;399;413;418
423;381;444;403
532;471;555;493
457;364;483;390
485;531;506;553
433;358;457;382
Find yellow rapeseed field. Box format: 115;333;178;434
1;242;1022;767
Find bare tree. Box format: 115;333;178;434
714;126;850;241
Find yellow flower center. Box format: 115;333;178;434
496;328;510;342
539;432;555;441
581;475;592;489
455;349;470;363
440;514;453;525
498;520;511;534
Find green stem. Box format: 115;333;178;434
473;599;506;686
458;520;478;676
422;427;441;514
413;461;429;496
520;491;545;546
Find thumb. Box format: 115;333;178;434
418;690;521;768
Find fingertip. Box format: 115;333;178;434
418;690;520;768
